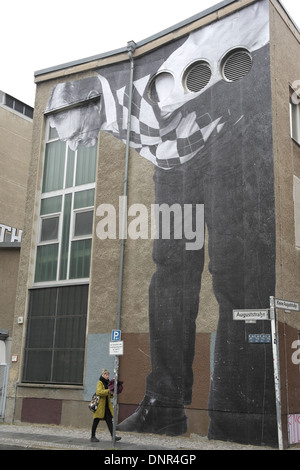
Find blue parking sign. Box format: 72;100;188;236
111;329;121;341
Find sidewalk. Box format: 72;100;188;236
0;422;294;451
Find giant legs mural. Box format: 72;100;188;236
47;0;277;445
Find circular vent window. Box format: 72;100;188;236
221;48;252;82
148;72;174;103
184;61;212;93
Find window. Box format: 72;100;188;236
148;72;175;103
74;211;94;237
221;48;252;82
34;122;97;283
40;216;60;242
4;93;33;119
183;61;212;93
23;285;88;384
290;100;300;145
294;175;300;250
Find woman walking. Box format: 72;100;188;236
91;368;121;442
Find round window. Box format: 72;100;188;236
183;61;212;93
221;48;252;82
148;72;174;103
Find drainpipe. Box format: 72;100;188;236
113;40;136;447
116;40;137;329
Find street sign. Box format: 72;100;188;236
109;341;124;356
275;299;299;312
248;334;271;344
233;309;269;321
111;329;121;341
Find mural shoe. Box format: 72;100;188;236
90;436;99;442
117;395;188;436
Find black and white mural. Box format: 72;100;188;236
46;0;278;445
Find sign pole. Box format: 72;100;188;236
110;329;123;447
270;296;283;450
112;355;119;448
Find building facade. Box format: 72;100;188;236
4;0;300;447
0;91;33;418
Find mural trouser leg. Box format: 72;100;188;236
205;131;277;446
117;156;205;435
117;115;277;443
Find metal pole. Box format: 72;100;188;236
112;40;136;448
112;355;119;447
270;296;283;450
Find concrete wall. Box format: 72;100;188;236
0;104;32;336
270;0;300;316
270;0;300;443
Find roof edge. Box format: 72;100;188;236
34;0;237;78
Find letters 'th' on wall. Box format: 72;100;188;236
0;223;23;243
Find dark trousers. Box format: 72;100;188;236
145;111;277;444
91;402;113;437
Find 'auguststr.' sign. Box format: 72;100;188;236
233;310;269;321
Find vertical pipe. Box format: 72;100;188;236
116;40;136;328
112;40;136;447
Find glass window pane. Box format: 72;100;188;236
48;125;59;140
26;318;55;348
5;94;14;108
40;217;59;242
40;196;62;215
14;99;24;113
69;239;92;279
42;141;66;193
55;316;87;349
28;288;57;317
75;145;97;186
65;147;75;188
74;189;95;209
23;350;52;383
59;194;72;280
74;211;93;237
291;102;300;144
25;106;34;119
52;350;84;384
56;285;88;316
35;244;58;282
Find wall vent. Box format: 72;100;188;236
222;48;252;82
184;61;212;93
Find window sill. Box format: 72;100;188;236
17;383;84;390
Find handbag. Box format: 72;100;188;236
88;393;100;412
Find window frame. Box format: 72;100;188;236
34;119;96;287
290;101;300;145
72;208;94;240
22;285;89;385
290;85;300;146
39;213;61;244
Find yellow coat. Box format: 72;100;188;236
93;380;114;419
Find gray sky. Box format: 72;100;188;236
1;0;299;107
